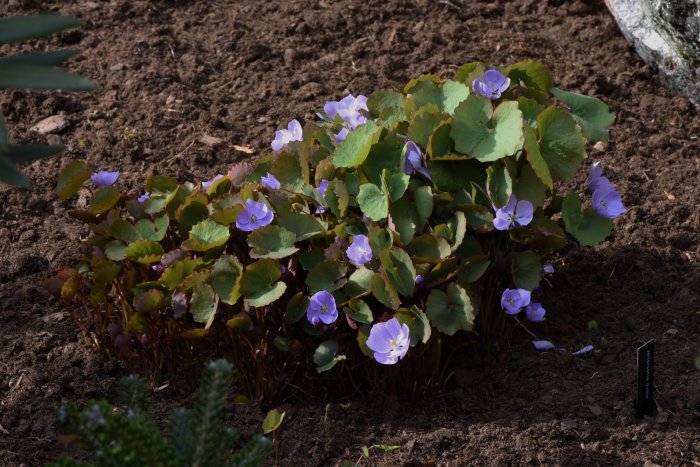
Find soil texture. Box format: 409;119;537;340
0;0;699;465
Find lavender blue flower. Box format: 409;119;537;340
322;95;368;129
572;344;594;355
501;288;531;314
137;192;150;203
235;199;274;232
271;119;303;152
588;161;626;219
366;317;410;365
525;302;546;322
543;263;554;274
403;141;432;180
472;69;511;100
202;174;223;190
91;170;119;187
307;290;338;326
261;172;281;190
317;179;329;197
346;234;372;266
532;340;556;351
314;179;329;215
493;195;534;230
587;161;613;193
415;274;424;286
335;127;350;142
592;185;626;220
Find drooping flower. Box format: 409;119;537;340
501;288;531;314
415;274;424;286
587;161;612;193
346;234;372;266
403;140;432;180
261;172;281;190
202;174;223;190
472;69;511;100
532;340;556;351
588;161;626;219
525;302;546;322
271;119;303;152
572;344;594;355
307;290;338;326
321;95;368;129
335;127;350;143
235;199;274;232
592;185;626;220
314;179;329;215
91;170;120;187
493;195;534;230
366;318;410;365
543;263;554;274
137;192;150;203
317;179;329;197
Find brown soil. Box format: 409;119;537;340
1;0;699;465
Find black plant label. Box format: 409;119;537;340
635;339;656;418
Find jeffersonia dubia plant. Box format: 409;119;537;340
48;61;621;398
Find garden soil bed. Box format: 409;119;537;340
1;0;699;465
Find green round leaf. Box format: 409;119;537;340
105;240;126;261
536;106;587;182
262;409;285;435
305;260;347;294
183;219;230;252
190;283;217;328
551;87;615;142
244;281;286;308
277;212;326;241
512;251;542;291
506;61;553;92
426;283;475;336
55;160;90;200
285;292;310;324
344;298;374;324
240;259;281;296
125;240;164;264
344;266;374;298
89;186;121;214
357;183;388;221
247;225;299;259
313;339;346;373
211;255;243;305
451;96;524;162
441;79;470;115
160;258;204;291
133;289;165;313
332;121;381;168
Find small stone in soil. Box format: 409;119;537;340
198;134;224;147
30;115;69;134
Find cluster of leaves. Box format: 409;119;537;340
51;359;271;467
0;15;96;186
48;61;616;397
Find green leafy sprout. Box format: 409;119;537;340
50;359;271;467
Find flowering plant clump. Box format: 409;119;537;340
48;61;622;397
